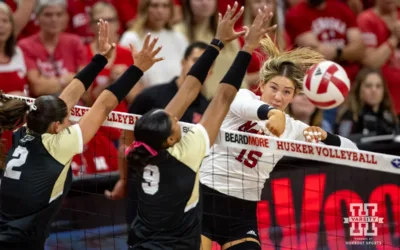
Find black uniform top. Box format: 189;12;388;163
129;124;210;250
336;105;399;137
129;77;209;123
0;124;83;244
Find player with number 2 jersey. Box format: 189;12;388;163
199;37;358;250
0;21;162;250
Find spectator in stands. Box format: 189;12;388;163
104;41;211;225
285;0;364;82
119;0;188;88
175;0;243;100
0;2;28;154
66;0;137;44
85;2;135;111
357;0;400;117
285;0;364;132
18;0;88;97
287;93;332;132
4;0;38;40
284;0;365;14
336;68;399;137
243;0;290;94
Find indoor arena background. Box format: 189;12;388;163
1;0;400;249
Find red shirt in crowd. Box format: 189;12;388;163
71;129;119;176
357;8;400;114
18;33;87;90
285;0;360;81
0;47;28;153
66;0;136;44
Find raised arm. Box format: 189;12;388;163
230;89;276;121
301;125;358;150
164;2;245;120
78;34;163;145
59;19;115;111
200;6;284;145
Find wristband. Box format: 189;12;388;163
257;104;276;120
321;132;341;147
74;54;108;90
187;45;219;84
220;51;252;90
106;65;143;103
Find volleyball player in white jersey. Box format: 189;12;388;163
200;37;358;250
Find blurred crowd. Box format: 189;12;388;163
0;0;399;175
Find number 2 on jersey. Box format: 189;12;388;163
4;146;29;180
235;149;262;168
142;165;160;195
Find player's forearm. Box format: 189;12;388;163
201;51;253;145
321;132;358;149
118;145;128;180
230;97;274;121
340;41;365;62
165;44;220;119
60;54;108;111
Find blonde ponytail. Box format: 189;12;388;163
259;35;325;92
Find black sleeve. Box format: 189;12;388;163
129;90;154;115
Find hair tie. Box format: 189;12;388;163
28;102;37;112
125;141;158;157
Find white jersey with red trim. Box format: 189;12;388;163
199;89;356;201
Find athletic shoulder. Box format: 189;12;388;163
236;89;259;100
41;124;84;165
167;124;210;172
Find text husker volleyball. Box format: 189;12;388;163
224;132;378;164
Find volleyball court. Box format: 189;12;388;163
6;94;400;250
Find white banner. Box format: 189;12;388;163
5;94;400;175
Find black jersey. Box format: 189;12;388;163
0;124;83;247
128;124;210;250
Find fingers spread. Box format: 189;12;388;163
223;4;232;20
143;33;151;50
154;56;165;62
151;45;163;57
148;37;159;52
231;5;244;23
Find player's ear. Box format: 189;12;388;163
259;81;265;94
54;121;63;133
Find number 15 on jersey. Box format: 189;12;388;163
235;149;263;168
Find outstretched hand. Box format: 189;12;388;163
303;126;327;143
243;5;276;52
98;19;116;60
130;33;164;72
215;2;246;45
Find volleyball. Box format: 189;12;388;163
303;61;350;110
